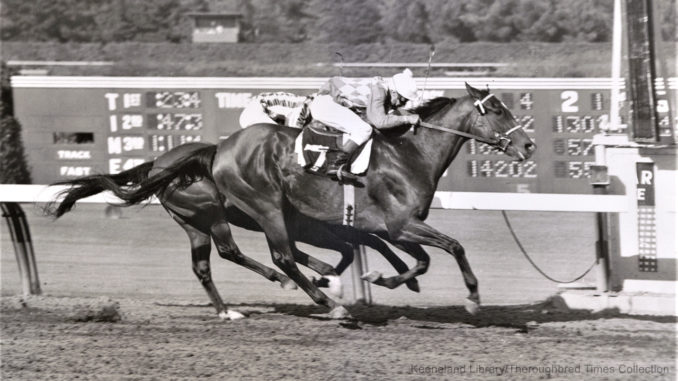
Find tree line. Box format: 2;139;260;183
1;0;675;44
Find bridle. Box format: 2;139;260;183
418;93;523;152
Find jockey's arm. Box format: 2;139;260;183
365;83;419;130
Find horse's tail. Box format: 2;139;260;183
109;144;217;206
46;161;155;218
47;144;217;218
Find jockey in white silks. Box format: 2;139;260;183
239;92;313;129
309;69;421;180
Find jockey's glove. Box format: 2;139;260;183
407;115;421;125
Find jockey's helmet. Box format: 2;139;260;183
391;69;418;101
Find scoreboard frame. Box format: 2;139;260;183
10;76;678;194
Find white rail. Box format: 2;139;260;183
0;185;627;212
7;60;114;66
14;76;678;90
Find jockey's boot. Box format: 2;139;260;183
326;139;360;181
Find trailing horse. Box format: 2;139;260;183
47;142;420;319
134;83;536;318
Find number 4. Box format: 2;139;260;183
561;91;579;112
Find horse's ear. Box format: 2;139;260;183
465;82;483;99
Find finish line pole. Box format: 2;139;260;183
351;245;372;305
609;0;623;133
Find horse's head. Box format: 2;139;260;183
462;83;536;161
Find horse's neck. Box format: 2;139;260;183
410;103;474;185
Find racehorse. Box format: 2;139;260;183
105;83;536;319
47;143;420;319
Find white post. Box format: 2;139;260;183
350;245;367;303
359;245;372;304
590;0;623;294
609;0;623;133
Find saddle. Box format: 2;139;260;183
294;121;373;177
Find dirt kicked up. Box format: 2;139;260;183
1;295;675;380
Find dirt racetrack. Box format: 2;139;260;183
2;205;676;380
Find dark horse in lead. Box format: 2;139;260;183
147;83;536;318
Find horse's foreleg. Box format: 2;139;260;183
211;162;346;318
248;206;347;317
289;244;343;298
293;218;351;275
210;220;296;290
290;243;339;277
356;232;421;292
362;239;429;292
392;219;480;314
263;229;347;317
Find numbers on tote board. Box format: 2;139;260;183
149;113;203;130
146;92;201;109
552;138;594;156
560;91;605;112
149;134;202;152
552;115;607;133
554;161;593;179
467;160;538;178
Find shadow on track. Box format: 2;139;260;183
261;298;677;330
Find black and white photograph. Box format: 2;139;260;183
1;0;676;379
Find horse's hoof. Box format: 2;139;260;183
464;298;480;315
226;310;246;320
280;278;298;290
328;306;352;320
312;276;330;288
406;279;421;293
218;310;246;320
325;275;343;299
361;270;383;283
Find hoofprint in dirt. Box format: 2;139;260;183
1;295;675;380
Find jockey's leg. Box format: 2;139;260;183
309;95;371;180
239;100;277;128
326;139;361;180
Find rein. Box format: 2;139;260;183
419;120;496;145
417;94;524;152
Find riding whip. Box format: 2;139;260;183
419;44;436;104
335;52;344;77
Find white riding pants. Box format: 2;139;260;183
309;95;372;145
240;100;305;129
239;100;276;128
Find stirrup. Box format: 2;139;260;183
331;164;358;181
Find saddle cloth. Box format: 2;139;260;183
294;124;373;175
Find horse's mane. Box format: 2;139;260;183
377;97;457;138
411;97;456;120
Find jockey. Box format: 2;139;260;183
310;68;421;180
239;92;313;129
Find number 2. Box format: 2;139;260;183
561;91;579;112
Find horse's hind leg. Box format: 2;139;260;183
178;222;231;317
210;219;297;290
